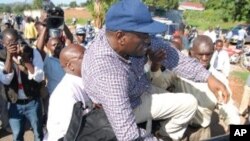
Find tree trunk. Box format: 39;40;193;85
94;0;103;29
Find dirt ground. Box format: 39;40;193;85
64;8;92;20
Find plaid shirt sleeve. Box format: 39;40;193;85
88;59;157;141
150;37;210;82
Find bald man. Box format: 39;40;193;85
46;44;91;141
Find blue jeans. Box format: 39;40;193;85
8;98;43;141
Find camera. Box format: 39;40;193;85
43;1;64;30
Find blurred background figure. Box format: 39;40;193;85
188;26;198;47
24;16;37;45
74;25;88;48
71;17;77;26
15;15;23;30
84;20;95;43
215;25;222;40
236;26;247;49
204;27;216;43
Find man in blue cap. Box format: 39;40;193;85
81;0;229;140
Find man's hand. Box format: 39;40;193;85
147;49;166;72
147;49;166;64
207;74;229;103
6;43;17;57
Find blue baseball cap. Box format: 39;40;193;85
105;0;167;34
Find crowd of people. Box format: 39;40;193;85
0;0;249;141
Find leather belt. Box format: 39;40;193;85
16;99;33;105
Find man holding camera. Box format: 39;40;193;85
0;28;44;141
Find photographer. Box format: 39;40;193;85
0;28;44;141
36;7;73;55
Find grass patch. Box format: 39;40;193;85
230;71;250;84
65;18;90;25
183;10;244;30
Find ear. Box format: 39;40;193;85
66;62;74;71
115;31;126;46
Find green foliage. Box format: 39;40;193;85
32;0;43;9
143;0;179;9
183;9;240;30
12;4;27;14
0;5;12;13
206;0;250;22
69;1;78;8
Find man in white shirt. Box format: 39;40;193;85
237;26;248;49
203;27;217;43
46;44;91;141
210;39;230;78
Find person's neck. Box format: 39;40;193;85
66;71;81;78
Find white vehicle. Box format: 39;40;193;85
153;17;179;41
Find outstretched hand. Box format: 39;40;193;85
207;74;229;104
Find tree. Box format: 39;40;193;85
206;0;250;22
143;0;179;9
3;5;12;13
13;4;26;14
86;0;117;29
69;1;78;8
32;0;43;9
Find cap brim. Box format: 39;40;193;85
134;21;167;34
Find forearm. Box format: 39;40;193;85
151;63;161;72
36;27;47;59
4;55;13;74
24;62;34;74
64;24;73;42
163;47;210;82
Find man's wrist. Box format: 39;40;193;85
151;63;161;72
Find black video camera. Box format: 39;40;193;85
43;1;64;30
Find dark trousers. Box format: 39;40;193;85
236;40;244;49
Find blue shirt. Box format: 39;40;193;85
44;55;65;94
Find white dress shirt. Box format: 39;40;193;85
210;49;230;77
46;73;91;141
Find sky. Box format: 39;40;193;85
0;0;87;5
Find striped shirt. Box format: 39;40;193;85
81;28;210;141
